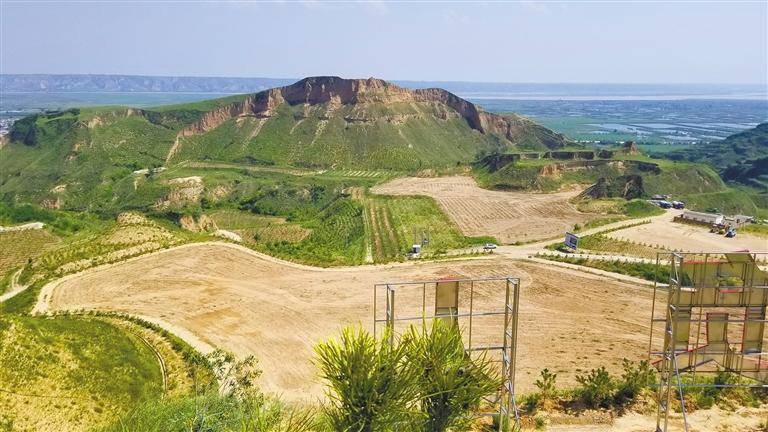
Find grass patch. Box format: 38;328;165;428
741;223;768;238
681;189;760;216
366;195;496;262
210;209;310;246
536;253;668;282
263;197;366;266
582;216;625;230
98;392;314;432
0;230;59;282
0;278;49;314
0;269;14;296
547;221;665;260
623;200;664;218
0;315;163;431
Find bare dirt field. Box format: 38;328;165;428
37;242;654;402
371;176;599;244
607;218;768;254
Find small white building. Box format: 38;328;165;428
681;210;723;225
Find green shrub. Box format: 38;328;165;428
402;320;499;432
534;368;558;408
576;367;614;408
615;359;655;403
314;327;419;431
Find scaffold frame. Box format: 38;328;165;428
648;251;768;432
373;276;521;431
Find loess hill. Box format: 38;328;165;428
1;76;566;206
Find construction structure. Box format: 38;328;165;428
648;252;768;432
373;276;521;430
679;210;724;225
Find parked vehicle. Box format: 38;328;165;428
672;201;685;209
658;201;672;209
483;243;498;251
725;228;737;238
710;223;727;234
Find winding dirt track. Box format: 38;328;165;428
38;242;654;402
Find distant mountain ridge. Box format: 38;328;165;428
4;74;765;100
1;74;295;93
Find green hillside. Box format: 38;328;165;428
666;123;768;190
474;150;726;197
173;101;498;170
0;315;162;431
0;77;566;211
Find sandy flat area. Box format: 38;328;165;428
371;176;599;244
607;220;767;254
39;242;654;402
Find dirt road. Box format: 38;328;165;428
372;176;599;244
37;242;654;402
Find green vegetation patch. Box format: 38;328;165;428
98;392;313;432
578;234;664;260
264;198;366;266
475;151;726;199
575;198;664;230
0;229;60;289
741;223;768;238
371;195;495;260
0;315;162;431
536;253;668;282
681;189;760;216
547;221;666;259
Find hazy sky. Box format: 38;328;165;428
2;1;767;84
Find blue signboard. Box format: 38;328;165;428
564;232;580;250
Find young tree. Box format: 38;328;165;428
315;327;419;432
402;320;499;432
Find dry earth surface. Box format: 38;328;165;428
607;220;768;254
371;176;599;244
37;242;654;403
548;405;767;431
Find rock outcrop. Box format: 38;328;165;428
173;76;567;149
582;175;645;199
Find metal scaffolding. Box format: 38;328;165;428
373;276;521;431
649;252;768;432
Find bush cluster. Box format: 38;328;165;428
525;359;657;413
315;321;500;432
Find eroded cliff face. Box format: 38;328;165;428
173;76;567;146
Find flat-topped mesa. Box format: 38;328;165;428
180;76;565;145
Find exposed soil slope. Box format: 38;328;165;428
372;176;599;243
38;242;653;402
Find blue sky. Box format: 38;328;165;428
1;1;766;84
